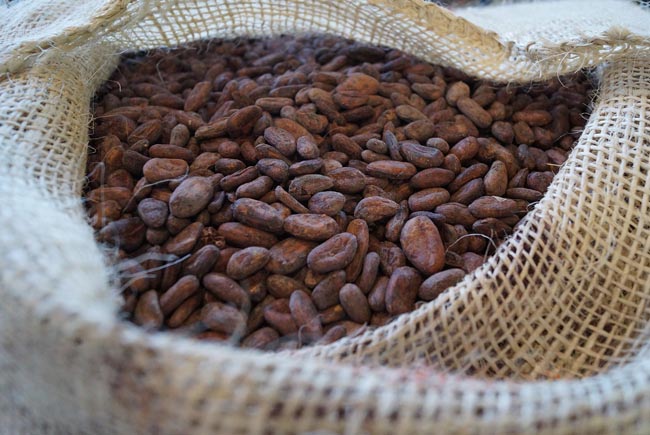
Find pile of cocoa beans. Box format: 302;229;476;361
85;35;593;350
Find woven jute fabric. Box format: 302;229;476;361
1;0;650;433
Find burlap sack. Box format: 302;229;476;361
1;0;650;433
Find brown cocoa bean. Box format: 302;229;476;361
226;247;270;279
266;238;316;274
331;134;363;159
203;273;251;311
484;160;508;196
283;214;339;241
366;160;417;180
184;81;212;112
275;185;310;214
353;196;399;223
403;120;435;142
167;293;203;328
142;158;188;183
472;218;513;237
181;245;220;278
449;178;485;205
236;175;274;199
446;81;470;106
378;241;406;276
149;144;194;163
267;274;309;299
288;174;334;201
264;126;297;156
263;299;297;335
367;276;388;312
527;171;554;193
461;252;485;273
449;136;479;162
288;159;323;176
399;142;444;168
468;196;522;218
255;97;293;114
169;177;214;218
160;275;200;315
308;270;345;310
98;217;146;252
400;216;445;275
356;252;380;294
296;136;320;159
307;233;358;273
256;158;290;183
133;290;164;330
201;302;247;335
506;187;544;202
232;198;284;233
163;222;203;255
385;266;422;315
344;218;370;282
227;105;263;136
242;327;280;350
407;188;450;212
308;191;346;216
410;168;455;189
339;284;371;324
289;290;322;341
513;110;553;126
418;268;466;301
337;73;380;94
448;163;489;193
456;97;492;128
218;222;278;248
136;198;168;228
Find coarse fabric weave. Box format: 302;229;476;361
1;0;650;433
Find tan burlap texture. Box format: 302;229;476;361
1;0;650;433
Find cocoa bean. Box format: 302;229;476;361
418;268;466;301
203;273;251;311
160;275;200;315
468;196;522;218
366;160;417;180
226;247;270;279
408;188;450;212
182;245;220;278
307;233;358;273
385;266;422;315
266;238;316;274
218;222;278;248
264;126;297;156
289;290;322;341
242;327;280;350
232;198;285;233
308;191;346;216
202;302;247;335
133;290;164;330
400;216;445;275
325;167;365;194
169;177;214;218
339;284;371;324
283;214;339;241
288;174;334;201
267;274;309;299
354;196;400;223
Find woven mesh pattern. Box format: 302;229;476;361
1;0;650;433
